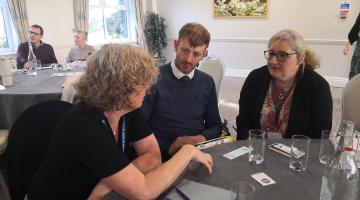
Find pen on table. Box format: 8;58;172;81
175;187;191;200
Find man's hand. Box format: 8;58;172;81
168;135;206;155
23;63;29;70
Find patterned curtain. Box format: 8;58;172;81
74;0;89;31
6;0;29;43
133;0;148;50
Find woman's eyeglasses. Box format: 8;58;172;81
264;50;297;62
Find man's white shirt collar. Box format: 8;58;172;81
171;60;195;80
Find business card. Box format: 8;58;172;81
251;172;276;186
222;146;252;160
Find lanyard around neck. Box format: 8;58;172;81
120;117;126;152
101;117;126;152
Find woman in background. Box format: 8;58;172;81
236;29;332;140
343;13;360;79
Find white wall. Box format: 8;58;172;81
27;0;75;63
156;0;360;87
25;0;152;63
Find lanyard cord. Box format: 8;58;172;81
121;117;126;152
101;117;126;152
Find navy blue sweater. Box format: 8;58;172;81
142;63;221;157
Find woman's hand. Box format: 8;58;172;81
186;145;213;175
343;41;351;55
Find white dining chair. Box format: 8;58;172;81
198;56;225;100
342;73;360;131
61;75;80;103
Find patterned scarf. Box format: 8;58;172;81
260;79;296;136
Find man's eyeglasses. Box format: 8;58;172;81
264;50;297;62
28;31;41;36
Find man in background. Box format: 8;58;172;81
65;29;95;63
142;22;221;161
16;24;57;68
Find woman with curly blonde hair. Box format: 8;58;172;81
28;44;213;200
236;29;332;140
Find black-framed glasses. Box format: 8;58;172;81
264;50;297;62
28;31;41;36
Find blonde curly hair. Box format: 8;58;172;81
268;29;320;70
75;44;159;112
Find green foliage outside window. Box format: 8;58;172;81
106;10;128;39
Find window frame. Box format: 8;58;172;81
0;0;18;53
88;0;137;46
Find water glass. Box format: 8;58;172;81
248;129;265;164
230;182;255;200
319;130;335;165
355;130;360;167
289;135;310;171
0;61;13;86
27;59;38;76
37;60;41;69
1;75;13;86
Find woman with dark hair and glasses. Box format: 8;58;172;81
236;29;332;140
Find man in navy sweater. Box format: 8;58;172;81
142;23;221;161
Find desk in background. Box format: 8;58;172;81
0;70;66;130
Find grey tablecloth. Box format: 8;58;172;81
103;139;329;200
0;70;66;129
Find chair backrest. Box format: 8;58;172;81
198;56;225;100
0;171;10;200
5;100;73;200
342;73;360;131
61;75;80;103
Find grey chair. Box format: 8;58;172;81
198;56;225;100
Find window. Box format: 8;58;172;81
88;0;136;45
0;0;18;53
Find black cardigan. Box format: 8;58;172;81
236;66;333;140
348;13;360;45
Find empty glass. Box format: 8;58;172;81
319;130;336;165
248;129;265;164
289;135;310;171
230;182;255;200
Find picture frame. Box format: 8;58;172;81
213;0;268;18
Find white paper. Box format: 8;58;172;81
251;172;276;186
222;146;252;160
51;72;83;77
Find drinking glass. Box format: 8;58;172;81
289;135;310;171
355;130;360;167
248;129;265;164
37;60;42;69
230;182;255;200
319;130;335;165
